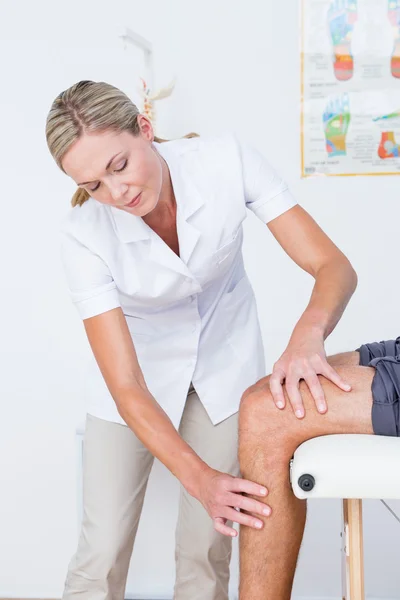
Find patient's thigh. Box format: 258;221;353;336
327;350;360;367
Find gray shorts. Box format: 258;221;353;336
357;337;400;437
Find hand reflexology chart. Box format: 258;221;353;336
301;0;400;176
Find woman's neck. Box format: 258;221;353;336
143;154;176;230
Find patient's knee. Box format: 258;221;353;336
240;378;292;453
240;376;282;433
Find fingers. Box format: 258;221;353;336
226;492;271;518
303;373;327;414
222;507;265;530
285;378;305;418
301;363;352;415
213;517;237;537
206;476;270;537
269;368;286;409
321;363;352;392
228;478;268;498
278;361;352;418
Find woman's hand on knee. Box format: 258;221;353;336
269;336;351;418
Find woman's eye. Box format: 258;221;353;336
115;160;128;172
86;160;127;192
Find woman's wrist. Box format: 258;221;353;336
180;454;213;499
289;323;325;349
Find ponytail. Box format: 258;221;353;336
71;188;90;207
154;132;199;143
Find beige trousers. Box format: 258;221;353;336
62;388;240;600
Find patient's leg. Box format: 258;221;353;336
325;350;361;367
238;352;374;600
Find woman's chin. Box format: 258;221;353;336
124;196;156;218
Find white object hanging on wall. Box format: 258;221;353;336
118;26;175;131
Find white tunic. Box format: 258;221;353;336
60;133;297;428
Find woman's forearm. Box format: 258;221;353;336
115;384;210;498
289;256;357;343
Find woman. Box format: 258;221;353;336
46;80;356;600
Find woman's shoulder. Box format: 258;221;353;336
158;132;239;157
60;196;108;241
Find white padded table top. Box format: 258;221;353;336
290;434;400;500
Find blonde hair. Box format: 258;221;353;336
45;80;198;207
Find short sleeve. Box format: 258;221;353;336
238;139;297;223
60;232;121;320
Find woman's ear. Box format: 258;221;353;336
137;114;154;142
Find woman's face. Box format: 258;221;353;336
62;117;163;216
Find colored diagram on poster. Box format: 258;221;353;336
323;93;351;156
302;0;400;176
374;109;400;157
328;0;358;81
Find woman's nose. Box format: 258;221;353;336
109;182;129;203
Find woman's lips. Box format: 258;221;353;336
125;192;142;208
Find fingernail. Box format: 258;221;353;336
318;404;327;413
263;507;271;516
295;409;304;418
260;488;267;495
255;521;263;529
277;401;284;409
231;531;237;537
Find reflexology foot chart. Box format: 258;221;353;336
302;0;400;176
328;0;358;81
389;0;400;77
323;93;351;156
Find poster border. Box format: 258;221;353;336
300;0;400;178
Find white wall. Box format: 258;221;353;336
1;0;399;598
